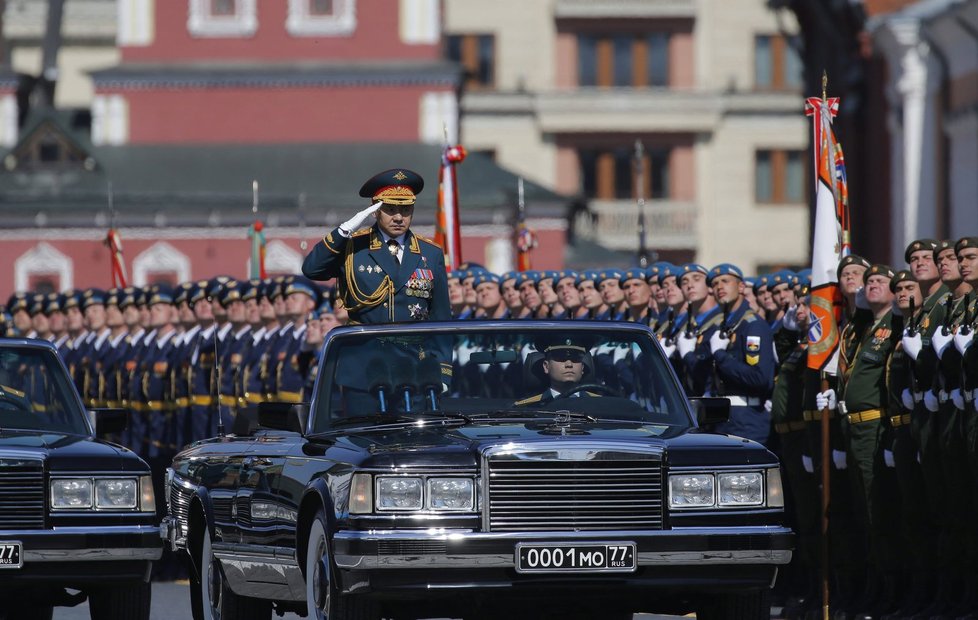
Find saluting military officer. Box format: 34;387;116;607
302;169;450;324
674;264;723;397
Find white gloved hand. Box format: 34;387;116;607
676;333;697;358
923;390;939;413
883;449;895;468
855;287;870;310
658;337;677;359
832;449;847;470
901;331;923;360
763;399;772;413
954;329;974;355
901;388;915;411
951;388;965;411
815;389;837;411
932;328;954;359
613;343;630;364
338;201;383;236
782;306;799;331
709;330;729;354
802;455;814;474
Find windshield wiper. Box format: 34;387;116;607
480;410;599;423
325;411;471;429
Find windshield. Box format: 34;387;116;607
0;345;88;435
312;326;690;432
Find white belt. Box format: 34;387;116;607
939;390;950;403
839;401;849;415
912;391;924;403
726;396;763;407
965;389;977;404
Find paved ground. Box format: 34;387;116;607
52;581;682;619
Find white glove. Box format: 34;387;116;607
883;449;895;468
782;306;799;331
855;287;870;310
901;388;915;411
801;455;814;474
658;337;676;359
954;329;974;355
815;389;837;411
951;388;965;411
338;201;383;236
932;328;954;359
613;343;630;364
763;399;772;413
676;333;697;358
923;390;939;413
901;331;923;360
709;331;729;354
832;449;847;470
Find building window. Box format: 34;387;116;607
188;0;257;37
754;34;803;90
755;149;805;204
286;0;356;36
445;34;495;90
580;147;671;200
577;33;670;88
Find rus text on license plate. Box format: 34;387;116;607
0;542;22;569
515;542;636;573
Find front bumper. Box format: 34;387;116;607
333;526;792;570
0;525;162;586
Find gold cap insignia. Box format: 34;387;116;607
393;170;408;181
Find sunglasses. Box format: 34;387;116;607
547;350;585;363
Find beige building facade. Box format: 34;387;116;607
445;0;810;272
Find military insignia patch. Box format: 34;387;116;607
408;303;428;320
746;354;760;366
393;170;408;181
359;265;365;272
746;336;760;353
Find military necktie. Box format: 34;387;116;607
387;239;400;265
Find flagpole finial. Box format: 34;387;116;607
443;122;448;145
252;180;259;215
822;70;828;102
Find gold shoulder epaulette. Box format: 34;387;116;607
415;234;442;249
0;384;26;398
351;228;372;238
513;393;543;406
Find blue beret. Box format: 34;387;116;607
576;270;600;286
147;284;174;306
769;271;791;286
447;270;463;281
538;270;559;283
646;262;674;282
555;270;578;284
657;264;680;285
708;263;744;284
678;264;708;282
285;275;319;299
462;267;487;281
473;272;501;286
515;271;539;286
500;271;519;284
82;288;107;309
597;268;624;283
620;268;648;284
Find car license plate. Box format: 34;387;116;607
0;542;22;569
515;542;636;573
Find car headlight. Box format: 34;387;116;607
668;474;715;508
376;477;423;511
140;475;156;513
766;467;784;508
717;472;764;506
95;478;138;510
428;478;474;511
51;478;93;510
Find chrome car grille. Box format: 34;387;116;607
0;456;46;529
486;447;664;532
169;479;192;527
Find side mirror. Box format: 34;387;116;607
91;408;128;439
689;397;730;427
257;402;308;434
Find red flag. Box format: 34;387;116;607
805;95;848;373
105;229;128;288
435;143;466;270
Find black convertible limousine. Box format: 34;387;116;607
162;321;792;620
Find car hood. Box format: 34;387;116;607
327;420;777;469
0;429;148;473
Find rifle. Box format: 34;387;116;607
906;296;917;337
941;295;954;336
961;302;975;336
720;302;732;338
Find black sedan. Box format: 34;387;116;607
163;322;792;620
0;339;160;620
